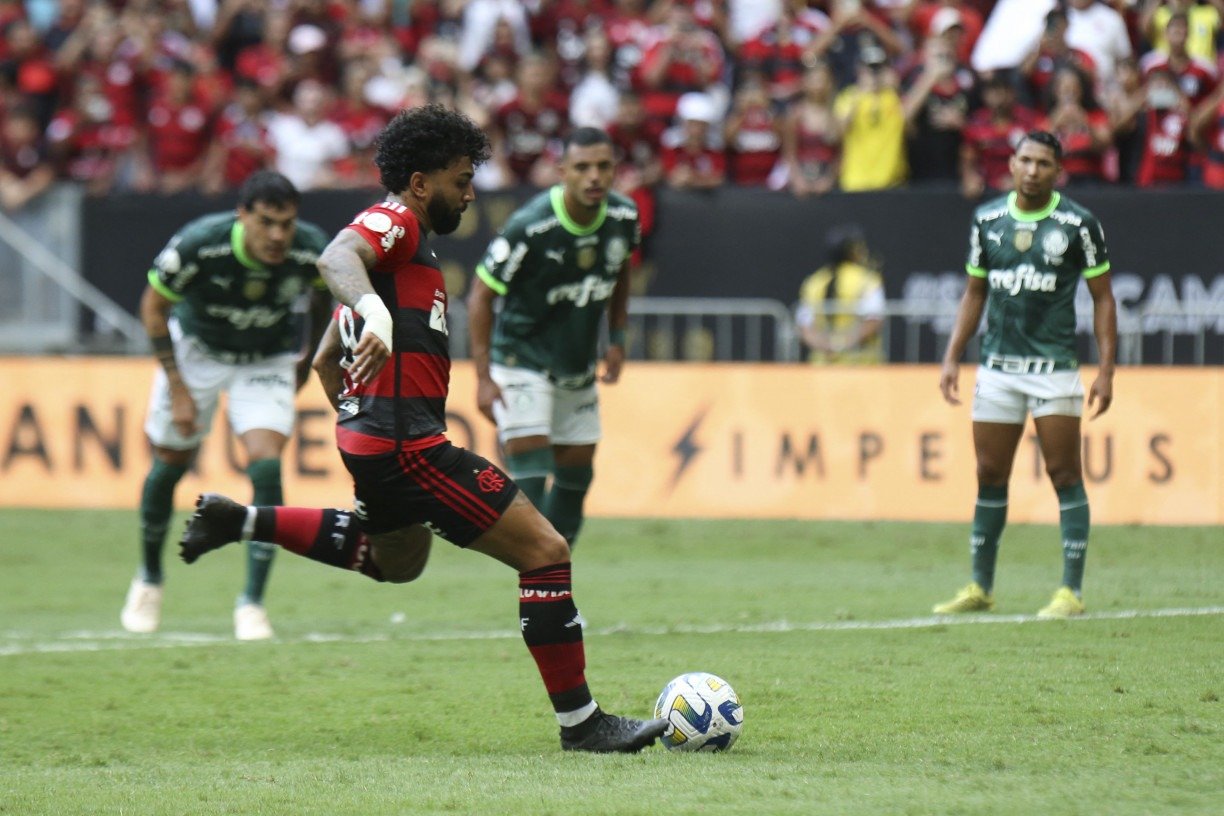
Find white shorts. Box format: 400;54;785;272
145;332;298;450
490;364;601;446
972;366;1084;424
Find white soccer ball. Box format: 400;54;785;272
654;672;743;752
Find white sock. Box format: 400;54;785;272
240;507;257;541
556;700;599;728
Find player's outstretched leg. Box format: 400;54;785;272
180;495;387;581
180;494;248;563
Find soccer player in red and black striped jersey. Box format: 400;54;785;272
177;105;666;754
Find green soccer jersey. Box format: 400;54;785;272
476;186;640;385
147;212;330;358
966;191;1110;372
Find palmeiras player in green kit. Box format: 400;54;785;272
468;127;637;548
934;130;1118;619
122;171;332;640
177;106;667;752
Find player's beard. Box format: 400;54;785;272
427;195;463;235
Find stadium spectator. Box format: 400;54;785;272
834;45;907;191
910;1;984;63
735;0;830;105
490;52;570;188
45;72;140;195
211;0;266;75
458;0;532;74
902;27;976;185
1105;56;1147;183
804;0;908;89
266;78;349;191
604;0;654;88
607;89;663;256
777;59;842;197
328;60;392;190
1139;10;1218;108
1140;0;1222;64
200;76;273;195
1065;0;1133;86
1045;66;1112;184
961;72;1043;198
636;3;727;124
40;0;86;53
1019;8;1097;107
1190;68;1224;187
232;5;292;95
532;0;614;90
134;58;213;195
1136;66;1193;186
795;223;886;364
662;90;726;189
0;101;54;211
569;27;620;129
723;74;783;186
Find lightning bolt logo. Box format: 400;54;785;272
669;408;708;491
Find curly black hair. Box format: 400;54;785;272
374;104;492;194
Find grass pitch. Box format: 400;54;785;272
0;511;1221;815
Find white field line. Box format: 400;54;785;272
2;606;1223;658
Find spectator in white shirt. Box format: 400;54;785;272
266;79;349;191
1065;0;1133;85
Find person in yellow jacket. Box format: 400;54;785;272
795;224;886;364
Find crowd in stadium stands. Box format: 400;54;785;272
3;0;1224;217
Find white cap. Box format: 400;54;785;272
288;24;327;55
676;92;717;124
930;7;964;36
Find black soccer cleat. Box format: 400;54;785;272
179;493;247;564
559;709;669;753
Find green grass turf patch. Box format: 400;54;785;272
0;512;1220;815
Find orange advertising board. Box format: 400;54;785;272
1;359;1220;525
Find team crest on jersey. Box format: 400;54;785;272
277;277;304;302
606;237;627;269
1013;229;1034;252
244;280;267;300
475;466;506;494
1041;230;1069;258
577;246;597;270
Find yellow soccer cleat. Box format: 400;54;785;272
1037;587;1085;619
932;582;995;614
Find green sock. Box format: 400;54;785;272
505;447;554;508
243;458;282;605
1056;482;1090;594
139;460;189;584
546;464;594;548
971;484;1008;594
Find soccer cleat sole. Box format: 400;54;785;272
179;493;245;564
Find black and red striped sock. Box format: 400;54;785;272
519;562;596;725
252;507;383;581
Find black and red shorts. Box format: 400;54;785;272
341;440;519;546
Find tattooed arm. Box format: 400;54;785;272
317;230;391;385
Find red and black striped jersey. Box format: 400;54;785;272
334;200;452;457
